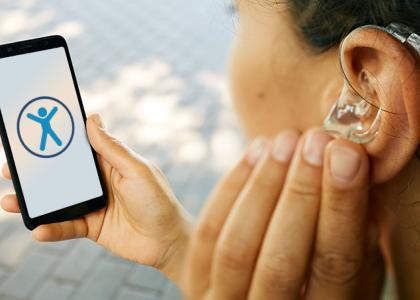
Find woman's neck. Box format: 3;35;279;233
373;156;420;299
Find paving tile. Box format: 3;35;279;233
160;282;183;300
127;265;167;291
34;240;74;256
0;225;34;269
0;252;56;299
31;279;75;300
104;252;136;267
52;239;103;282
70;258;132;300
115;287;158;300
0;267;6;282
0;221;12;240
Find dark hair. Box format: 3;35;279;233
287;0;420;53
287;0;420;158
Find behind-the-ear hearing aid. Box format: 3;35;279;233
323;22;420;144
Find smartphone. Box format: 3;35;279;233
0;35;107;230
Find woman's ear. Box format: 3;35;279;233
339;26;420;183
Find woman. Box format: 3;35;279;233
2;0;420;299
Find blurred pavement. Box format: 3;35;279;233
0;0;242;299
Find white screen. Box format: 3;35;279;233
0;47;103;218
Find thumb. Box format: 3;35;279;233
86;114;140;177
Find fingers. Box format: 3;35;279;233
0;193;88;241
211;130;300;299
0;194;20;213
354;225;385;300
86;114;146;178
184;138;267;298
2;163;11;180
305;139;377;299
249;129;332;299
32;218;88;242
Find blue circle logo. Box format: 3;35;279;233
17;96;75;158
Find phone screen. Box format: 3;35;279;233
0;47;103;218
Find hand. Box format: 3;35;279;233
182;129;384;299
0;114;192;284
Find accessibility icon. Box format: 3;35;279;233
17;96;75;158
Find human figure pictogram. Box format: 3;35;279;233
27;106;62;151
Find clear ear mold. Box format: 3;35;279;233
323;80;381;144
323;22;420;144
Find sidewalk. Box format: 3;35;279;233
0;1;241;299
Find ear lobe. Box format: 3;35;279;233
339;26;420;183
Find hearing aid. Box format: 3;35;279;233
323;22;420;144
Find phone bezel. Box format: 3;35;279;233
0;35;107;230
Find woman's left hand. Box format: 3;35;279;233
182;128;384;300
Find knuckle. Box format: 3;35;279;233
216;237;254;271
218;178;242;197
287;177;320;200
325;192;360;218
195;221;220;242
325;186;369;217
109;135;124;146
151;163;166;179
257;254;300;294
102;134;123;152
133;158;154;177
311;251;362;285
252;168;280;190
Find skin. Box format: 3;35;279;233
229;1;341;137
228;1;420;298
183;129;384;299
1;0;420;298
2;115;192;284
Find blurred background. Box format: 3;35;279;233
0;0;243;299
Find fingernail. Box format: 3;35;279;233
272;130;299;163
247;138;268;166
303;130;331;166
330;145;361;182
91;113;104;129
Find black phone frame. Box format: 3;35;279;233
0;35;107;230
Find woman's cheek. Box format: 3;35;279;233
228;45;266;138
228;41;300;139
